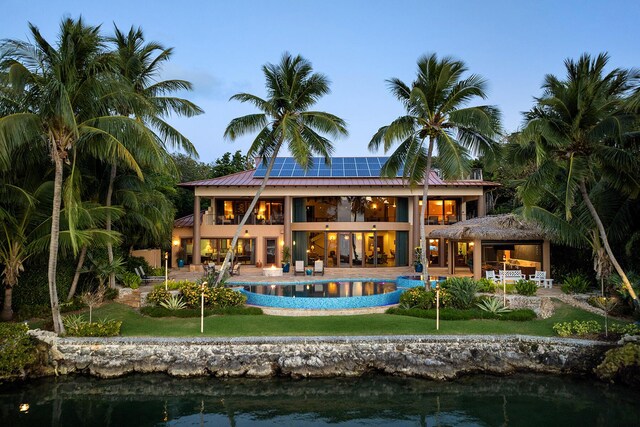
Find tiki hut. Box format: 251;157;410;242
429;214;552;280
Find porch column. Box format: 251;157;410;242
543;239;551;275
192;195;202;269
284;196;292;261
448;240;455;275
412;196;420;253
472;239;482;280
477;193;486;217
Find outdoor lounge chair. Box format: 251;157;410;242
313;260;324;276
136;267;164;282
485;270;497;281
294;260;305;276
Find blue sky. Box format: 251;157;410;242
2;0;639;162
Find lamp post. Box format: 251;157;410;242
436;281;440;331
164;251;169;291
502;254;507;307
200;281;207;334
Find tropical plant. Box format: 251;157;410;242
105;25;202;288
445;277;479;309
369;53;502;285
0;18;162;334
281;245;291;264
120;271;142;289
159;295;187;310
0;323;37;377
553;320;601;337
476;278;497;293
561;274;592;294
62;313;87;330
146;286;171;306
217;52;348;282
476;297;512;314
516;53;640;306
515;279;538;296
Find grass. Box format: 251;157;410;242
73;299;627;338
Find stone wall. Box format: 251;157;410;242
29;331;614;380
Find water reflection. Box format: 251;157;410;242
1;374;639;426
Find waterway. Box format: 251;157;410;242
1;373;638;426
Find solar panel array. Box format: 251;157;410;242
253;157;403;178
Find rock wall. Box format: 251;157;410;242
28;331;614;380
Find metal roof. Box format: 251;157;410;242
180;169;498;188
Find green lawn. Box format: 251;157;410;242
79;300;623;338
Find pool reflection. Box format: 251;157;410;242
243;281;396;298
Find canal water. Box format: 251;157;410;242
1;374;638;426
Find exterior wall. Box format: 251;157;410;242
174;185;489;269
130;249;162;268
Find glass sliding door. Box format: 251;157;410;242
339;233;351;267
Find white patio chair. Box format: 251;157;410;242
485;270;497;281
529;270;553;288
294;260;305;276
313;260;324;276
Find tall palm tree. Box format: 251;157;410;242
0;18;158;333
369;54;501;284
104;25;202;287
218;52;348;282
518;53;640;305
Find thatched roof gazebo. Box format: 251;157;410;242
429;214;551;280
429;214;550;241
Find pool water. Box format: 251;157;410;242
242;280;396;298
2;374;639;426
236;279;402;309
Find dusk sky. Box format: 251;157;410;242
2;0;638;163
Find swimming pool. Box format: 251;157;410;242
232;279;401;310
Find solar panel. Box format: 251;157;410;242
252;157;401;178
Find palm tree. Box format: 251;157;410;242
218;52;348;282
369;54;501;284
518;53;640;305
0;18;159;334
103;25;202;288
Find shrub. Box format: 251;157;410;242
399;287;452;310
120;271;141;289
476;278;497;293
103;287;119;301
515;280;538;296
65;317;122;337
146;286;171;306
60;297;86;313
445;277;478;309
179;281;214;308
561;274;591;294
595;343;640;386
159;295;187;310
140;305;263;317
125;256;152;277
62;314;87;330
477;297;512;314
12;255;77;310
553;320;601;337
209;287;246;308
501;309;537;321
609;323;640;336
0;323;37;377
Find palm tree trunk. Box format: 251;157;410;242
579;180;639;304
106;164;117;288
48;149;66;335
1;285;13;321
420;137;435;288
67;245;87;300
216;151;280;284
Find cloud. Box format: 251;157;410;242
159;63;251;101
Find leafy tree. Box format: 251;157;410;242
0;18;158;333
211;150;252;177
104;25;202;287
517;53;640;305
219;52;348;282
369;53;501;284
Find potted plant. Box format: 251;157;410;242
281;245;291;273
177;246;186;268
413;246;423;273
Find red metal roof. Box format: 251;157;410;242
180;169;499;188
174;211;203;228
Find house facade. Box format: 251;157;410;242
172;157;514;277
